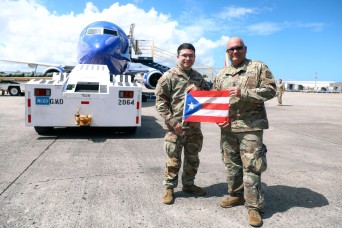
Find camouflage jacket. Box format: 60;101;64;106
277;82;285;92
155;65;210;132
213;59;276;133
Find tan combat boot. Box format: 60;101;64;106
249;208;263;227
162;188;174;204
219;195;245;208
182;184;206;196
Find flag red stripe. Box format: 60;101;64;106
184;115;229;123
201;103;230;110
190;90;230;97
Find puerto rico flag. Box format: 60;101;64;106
183;90;230;123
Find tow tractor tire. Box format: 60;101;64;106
34;127;54;135
8;86;21;96
124;127;137;134
115;127;137;134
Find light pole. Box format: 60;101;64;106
314;72;317;89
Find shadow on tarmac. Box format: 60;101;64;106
263;184;329;219
172;183;228;199
173;182;329;220
203;182;228;197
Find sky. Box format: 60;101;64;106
1;0;341;82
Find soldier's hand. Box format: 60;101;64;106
186;84;199;93
217;121;230;128
173;122;184;136
229;87;241;98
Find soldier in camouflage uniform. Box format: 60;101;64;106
276;79;285;105
213;37;276;227
155;43;210;205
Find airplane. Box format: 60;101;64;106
0;21;168;97
77;21;131;75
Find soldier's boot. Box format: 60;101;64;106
249;208;263;227
219;195;245;208
162;188;174;204
182;184;206;196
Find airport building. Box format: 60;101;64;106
283;81;342;93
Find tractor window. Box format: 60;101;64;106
75;82;99;93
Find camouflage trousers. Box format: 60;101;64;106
163;131;203;189
276;91;284;104
220;130;267;210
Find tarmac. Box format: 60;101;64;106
0;92;341;227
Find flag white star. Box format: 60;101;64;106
188;102;195;110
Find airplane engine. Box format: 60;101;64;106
143;70;163;89
43;66;66;76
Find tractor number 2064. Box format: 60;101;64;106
118;99;135;105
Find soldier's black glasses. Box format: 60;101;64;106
226;46;244;53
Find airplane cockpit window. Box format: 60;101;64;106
104;29;118;36
86;28;118;36
86;28;102;35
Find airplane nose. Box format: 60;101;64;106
76;24;130;75
90;36;119;53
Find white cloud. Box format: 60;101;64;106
245;21;325;35
194;36;229;67
0;0;227;70
217;6;256;20
246;22;284;35
0;0;81;64
297;22;324;32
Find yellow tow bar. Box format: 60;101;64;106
75;108;92;126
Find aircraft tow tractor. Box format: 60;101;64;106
25;64;142;135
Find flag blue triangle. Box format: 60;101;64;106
184;93;203;120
